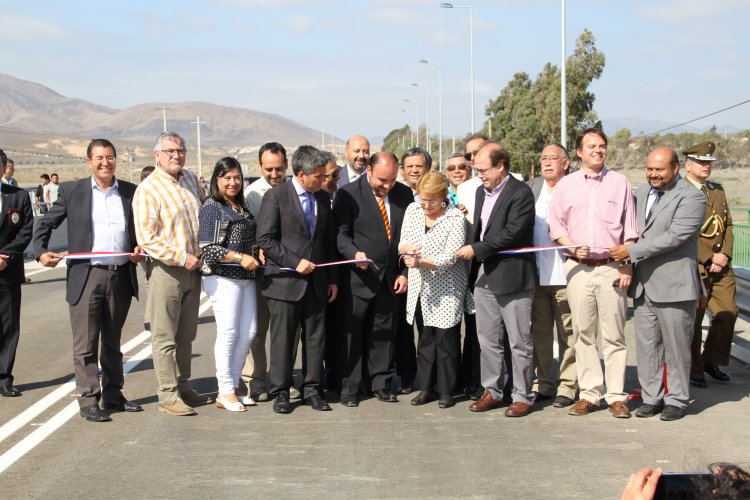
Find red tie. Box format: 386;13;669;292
376;195;391;241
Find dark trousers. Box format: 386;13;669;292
415;304;460;395
0;284;21;386
691;269;738;377
395;294;417;388
339;284;398;396
323;295;341;390
267;284;326;399
69;268;133;408
460;312;481;391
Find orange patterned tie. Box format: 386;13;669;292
376;195;391;241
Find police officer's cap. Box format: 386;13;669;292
682;141;717;162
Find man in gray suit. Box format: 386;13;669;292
610;147;705;421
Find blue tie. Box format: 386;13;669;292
304;192;316;236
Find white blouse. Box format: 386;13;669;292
399;203;475;329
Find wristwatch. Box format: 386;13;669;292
232;252;243;264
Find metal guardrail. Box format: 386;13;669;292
734;223;750;270
737;268;750;322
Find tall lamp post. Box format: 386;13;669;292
560;0;567;149
439;3;474;134
404;99;416;147
191;116;205;179
419;59;443;169
412;82;429;153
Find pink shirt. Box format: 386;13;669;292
548;167;638;259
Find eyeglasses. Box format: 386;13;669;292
473;165;496;176
446;164;469;172
539;155;564;162
91;156;116;163
160;148;187;157
419;199;442;207
325;167;342;180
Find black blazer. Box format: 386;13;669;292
256;181;338;302
470;175;536;295
333;175;412;299
33;177;139;305
0;184;34;285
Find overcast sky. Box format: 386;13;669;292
2;0;749;141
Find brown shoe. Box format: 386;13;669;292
568;399;601;416
158;399;196;416
608;400;632;418
504;401;532;417
469;390;503;412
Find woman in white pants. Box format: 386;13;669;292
199;157;260;412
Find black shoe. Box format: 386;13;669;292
411;391;437;406
660;404;685;421
690;377;708;388
102;399;143;412
80;404;112;422
533;391;554;403
552;395;574;408
339;394;358;407
704;363;730;382
304;393;332;411
273;392;292;414
396;385;413;395
469;387;484;401
635;403;664;418
0;385;22;397
374;389;398;403
144;322;151;331
438;394;455;409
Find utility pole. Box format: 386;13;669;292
191;116;206;178
156;106;171;132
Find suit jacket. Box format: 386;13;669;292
33;177;139;305
627;176;705;302
256;181;338;303
469;175;536;295
0;184;34;285
334;174;412;299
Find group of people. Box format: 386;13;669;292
0;126;737;423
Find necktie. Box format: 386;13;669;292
304;192;316;236
376;195;391;241
646;191;663;222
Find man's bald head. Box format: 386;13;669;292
645;146;679;191
345;135;370;174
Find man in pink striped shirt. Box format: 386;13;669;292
548;128;638;418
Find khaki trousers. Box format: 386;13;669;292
149;262;201;403
565;259;628;405
241;274;270;393
530;285;578;399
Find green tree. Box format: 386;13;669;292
484;29;605;177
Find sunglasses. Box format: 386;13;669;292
446;164;469;172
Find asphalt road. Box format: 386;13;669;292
0;260;748;499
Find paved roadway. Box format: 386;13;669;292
0;260;748;499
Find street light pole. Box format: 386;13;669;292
411;83;422;148
419;59;443;169
439;3;474;134
560;0;568;149
156;106;171;132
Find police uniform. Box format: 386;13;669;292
683;142;738;386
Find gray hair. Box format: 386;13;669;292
448;151;465;160
292;145;328;175
153;132;186;153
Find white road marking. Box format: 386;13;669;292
0;292;213;474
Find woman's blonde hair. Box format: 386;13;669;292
416;171;449;201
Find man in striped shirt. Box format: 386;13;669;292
134;132;209;416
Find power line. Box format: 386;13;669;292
635;98;750;138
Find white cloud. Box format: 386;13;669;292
0;16;64;40
276;13;312;34
643;78;681;94
695;67;736;81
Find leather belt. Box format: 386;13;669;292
91;264;127;271
567;256;614;267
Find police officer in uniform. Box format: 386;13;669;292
682;142;737;388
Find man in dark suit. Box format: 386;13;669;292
333;151;412;407
34;139;144;422
0;149;33;397
337;135;370;189
257;145;339;414
610;147;705;421
456;141;537;417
